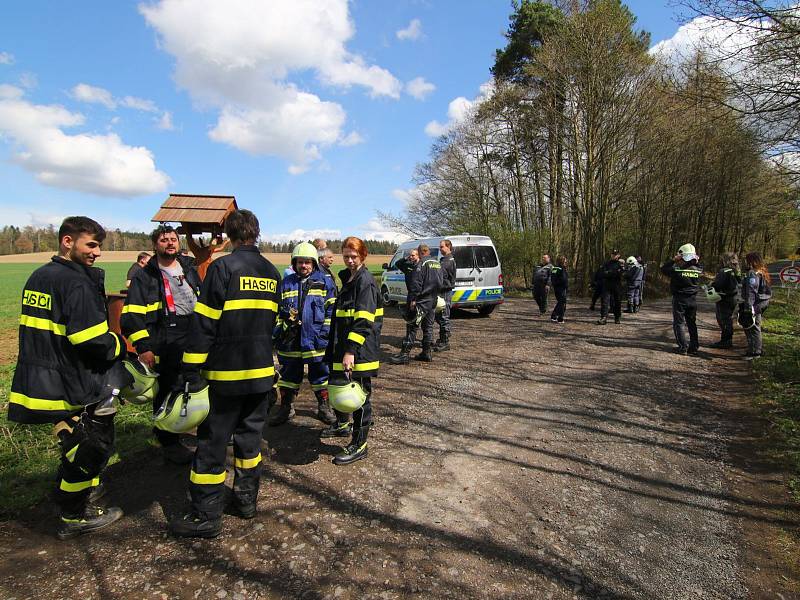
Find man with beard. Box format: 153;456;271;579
122;225;201;464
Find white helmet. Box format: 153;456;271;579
435;296;446;313
626;256;638;267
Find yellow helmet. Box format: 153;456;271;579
291;242;318;266
154;383;209;434
435;296;446;313
328;380;367;413
120;359;159;405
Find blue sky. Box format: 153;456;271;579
0;1;686;243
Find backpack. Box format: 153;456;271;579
757;273;772;301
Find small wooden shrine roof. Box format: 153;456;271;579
152;194;237;225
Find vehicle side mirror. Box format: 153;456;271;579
382;263;389;270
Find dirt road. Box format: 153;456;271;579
1;298;798;599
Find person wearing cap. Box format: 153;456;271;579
122;225;201;464
661;243;703;355
270;242;338;426
597;250;625;325
623;256;644;313
709;252;741;349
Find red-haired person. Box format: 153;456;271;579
322;237;383;465
740;252;772;359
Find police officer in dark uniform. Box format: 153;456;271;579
549;255;568;323
122;225;201;464
597;250;624;325
532;254;553;315
8;216;128;539
434;239;456;351
709;252;741;349
389;249;419;364
408;244;442;362
170;210;280;538
661;243;703;355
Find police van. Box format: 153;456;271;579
381;235;504;316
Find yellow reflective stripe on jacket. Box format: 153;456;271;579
347;332;365;345
19;314;67;336
323;318;331;326
222;299;278;312
195;302;223;320
335;308;383;321
325;298;337;307
121;301;162;315
9;392;83;413
277;349;326;359
276;379;301;389
202;366;276;381
281;290;299;299
112;332;121;358
65;444;79;463
307;289;326;296
182;352;208;364
59;476;100;493
234;453;262;469
332;361;379;372
68;321;109;345
128;329;150;343
190;470;226;485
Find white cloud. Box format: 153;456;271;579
265;228;343;244
156;111;174;130
339;131;364;146
139;0;401;172
120;95;158;112
396;18;422;41
0;84;23;100
391;188;413;204
0;52;14;65
0;86;170;197
358;218;410;243
424;81;494;137
406;76;435;100
71;83;117;109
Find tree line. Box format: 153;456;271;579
382;0;800;290
0;225;397;257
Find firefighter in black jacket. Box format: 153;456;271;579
709;252;741;349
169;210;280;538
532;254;553;315
597;250;624;325
434;239;456;351
122;225;201;464
8;217;127;539
390;248;419;364
321;236;383;465
661;243;703;355
549;255;568;323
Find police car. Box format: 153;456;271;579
381;235;504;316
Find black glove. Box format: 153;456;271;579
173;371;208;394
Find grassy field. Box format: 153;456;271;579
0;261;384;517
753;289;800;496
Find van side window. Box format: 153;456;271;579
388;251;404;270
474;246;499;268
453;247;473;270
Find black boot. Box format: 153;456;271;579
624;303;633;313
269;388;296;426
433;335;450;352
321;420;352;438
414;344;433;362
596;317;607;325
169;511;222;538
314;389;336;425
333;427;369;466
389;344;412;365
57;504;123;540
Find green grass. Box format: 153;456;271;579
752;289;800;497
0;261;383;517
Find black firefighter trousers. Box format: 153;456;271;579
672;295;699;351
56;405;115;517
189;390;269;519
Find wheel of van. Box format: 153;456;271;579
477;304;497;317
381;285;396;306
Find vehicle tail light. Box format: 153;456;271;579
498;273;503;286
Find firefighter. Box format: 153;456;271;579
406;244;442;362
532;254;553;315
8;217;128;539
597;250;624;325
623;256;644;313
709;252;741;349
434;239;456;351
270;242;337;426
740;251;772;359
661;243;703;355
549;255;568;323
320;236;383;465
389;248;419;364
122;225;201;464
169;210;280;538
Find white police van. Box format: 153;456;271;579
381;235;504;316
